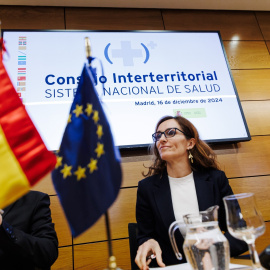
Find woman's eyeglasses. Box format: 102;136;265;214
152;128;187;142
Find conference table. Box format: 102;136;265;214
149;258;252;269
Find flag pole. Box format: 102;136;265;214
104;211;122;270
105;211;113;257
85;37;122;270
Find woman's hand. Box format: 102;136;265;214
135;239;165;270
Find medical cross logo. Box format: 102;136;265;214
104;41;156;66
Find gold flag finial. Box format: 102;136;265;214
85;37;91;58
107;255;122;270
85;37;92;66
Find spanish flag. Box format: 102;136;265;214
0;38;56;209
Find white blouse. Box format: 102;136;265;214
168;172;199;237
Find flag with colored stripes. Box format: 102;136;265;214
0;38;56;209
17;82;26;86
18;68;26;75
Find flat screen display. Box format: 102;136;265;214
2;30;250;150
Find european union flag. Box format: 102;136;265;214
52;64;122;237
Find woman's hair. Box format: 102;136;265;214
143;115;220;177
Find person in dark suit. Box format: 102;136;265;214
135;115;248;270
0;190;58;270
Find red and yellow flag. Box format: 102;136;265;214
0;39;56;209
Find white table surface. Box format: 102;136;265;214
150;262;251;269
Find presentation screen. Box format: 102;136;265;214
2;30;250;150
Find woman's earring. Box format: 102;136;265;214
188;150;193;163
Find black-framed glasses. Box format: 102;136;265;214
152;128;187;142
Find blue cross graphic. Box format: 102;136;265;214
111;41;143;66
147;41;157;49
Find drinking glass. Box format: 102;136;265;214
223;193;265;270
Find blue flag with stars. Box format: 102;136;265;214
52;64;122;237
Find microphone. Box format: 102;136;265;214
260;245;270;269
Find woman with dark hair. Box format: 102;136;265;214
135;115;247;270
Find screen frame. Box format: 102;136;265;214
1;29;251;150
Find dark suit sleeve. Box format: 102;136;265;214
217;171;248;257
136;180;156;246
0;193;58;268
